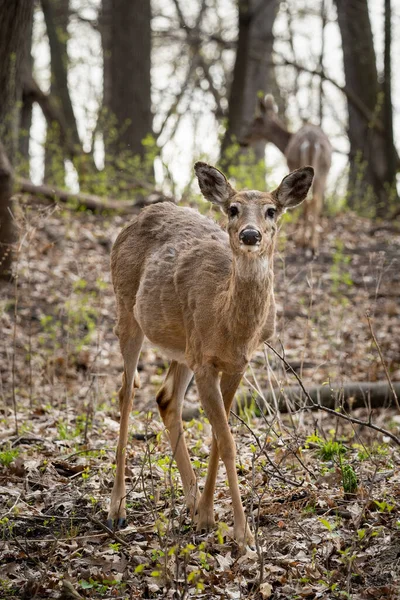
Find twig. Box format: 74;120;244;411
88;516;129;547
366;310;400;412
231;410;304;487
272;56;387;137
0;493;21;519
264;342;400;446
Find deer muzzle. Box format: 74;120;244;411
239;228;262;246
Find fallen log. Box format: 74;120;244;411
15;178;170;214
181;381;400;421
260;381;400;412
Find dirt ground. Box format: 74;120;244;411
0;200;399;599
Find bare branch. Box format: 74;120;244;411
273;55;384;134
265;342;400;446
366;311;400;411
16;178;139;213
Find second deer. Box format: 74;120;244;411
107;162;313;550
243;95;332;252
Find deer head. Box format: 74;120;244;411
241;95;280;144
194;161;314;257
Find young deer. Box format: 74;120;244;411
108;162;314;548
243;95;332;251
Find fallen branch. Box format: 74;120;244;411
88;516;129;547
262;381;400;412
265;343;400;446
366;311;400;411
16;178;138;214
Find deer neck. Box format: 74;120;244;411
224;250;274;337
266;121;293;154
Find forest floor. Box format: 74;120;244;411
0;199;400;599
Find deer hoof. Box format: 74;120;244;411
195;508;215;532
105;517;127;530
234;525;255;551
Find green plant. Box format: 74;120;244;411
79;578;125;596
319;518;336;532
341;462;357;494
0;446;19;467
330;240;353;295
374;500;395;513
318;439;346;461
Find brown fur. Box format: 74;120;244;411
242;95;332;251
108;163;314;549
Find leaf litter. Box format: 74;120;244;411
0;203;399;598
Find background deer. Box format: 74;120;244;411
107;162;313;549
243;95;332;252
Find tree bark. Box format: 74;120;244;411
220;0;279;172
382;0;398;216
335;0;398;215
41;0;97;188
43;0;69;186
0;0;34;280
101;0;154;191
18;17;34;178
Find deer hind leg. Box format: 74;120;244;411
107;311;144;529
195;367;254;549
196;371;243;533
156;361;199;513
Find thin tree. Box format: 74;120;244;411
43;0;69;186
335;0;398;214
100;0;154;193
220;0;280;173
382;0;397;216
0;0;34;281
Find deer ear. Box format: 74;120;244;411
194;162;237;210
264;94;276;112
272;167;314;210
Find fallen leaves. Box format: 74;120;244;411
0;206;399;598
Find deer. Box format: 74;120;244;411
107;161;314;549
242;95;332;252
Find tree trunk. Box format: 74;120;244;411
0;0;34;280
335;0;398;215
18;16;34;178
43;0;69;186
382;0;398;216
101;0;154;193
220;0;279;176
41;0;97;188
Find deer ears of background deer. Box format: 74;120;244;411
194;162;237;212
272;166;314;210
258;94;276;115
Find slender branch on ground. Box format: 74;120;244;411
231;410;304;487
366;310;400;412
264;342;400;446
16;178;145;213
87;516;129;547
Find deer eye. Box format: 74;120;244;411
228;205;239;218
266;207;276;219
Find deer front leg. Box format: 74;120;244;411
196;371;243;532
195;366;254;549
156;361;200;514
108;321;144;529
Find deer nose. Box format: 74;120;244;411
239;228;262;246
